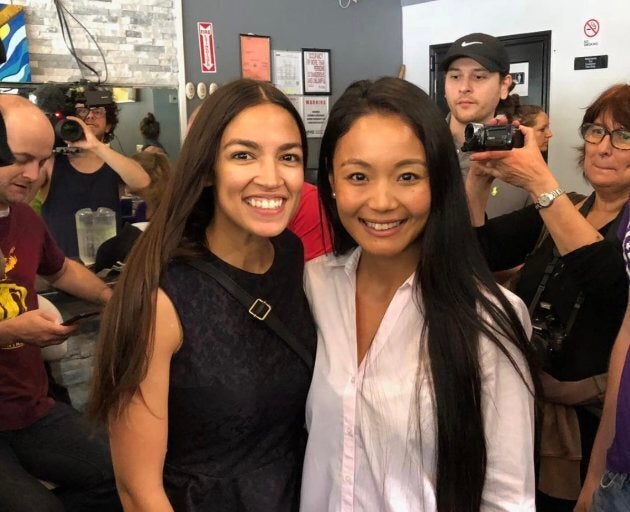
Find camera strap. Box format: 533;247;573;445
527;252;585;340
528;191;623;338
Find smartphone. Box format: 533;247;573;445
61;310;101;326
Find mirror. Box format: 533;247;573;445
112;87;180;160
0;84;181;160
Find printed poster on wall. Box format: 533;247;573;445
197;22;217;73
303;96;329;138
302;49;331;95
0;4;31;82
509;62;529;97
240;34;271;82
272;50;303;96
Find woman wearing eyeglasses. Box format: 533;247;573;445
465;83;630;512
40;93;149;260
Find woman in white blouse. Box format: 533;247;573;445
300;78;537;512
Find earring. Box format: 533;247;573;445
332;191;336;199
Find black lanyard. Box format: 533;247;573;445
527;192;622;338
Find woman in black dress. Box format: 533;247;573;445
90;79;316;511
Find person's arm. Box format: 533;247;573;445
465;161;495;227
539;371;606;406
44;258;112;305
66;116;150;190
575;298;630;512
109;288;181;512
470;125;603;256
475;204;543;272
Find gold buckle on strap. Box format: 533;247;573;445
249;299;271;320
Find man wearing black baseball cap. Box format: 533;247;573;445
443;32;529;218
442;32;511;76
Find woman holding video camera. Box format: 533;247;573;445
466;83;630;511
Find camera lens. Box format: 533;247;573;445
55;118;83;142
462;123;485;152
464;123;483;143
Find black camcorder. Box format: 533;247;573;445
31;85;79;144
54;113;83;142
54;89;114;143
32;85;113;146
461;122;525;152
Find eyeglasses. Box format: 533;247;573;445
580;123;630;150
76;106;107;119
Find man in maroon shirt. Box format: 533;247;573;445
0;95;121;511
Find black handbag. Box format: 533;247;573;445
185;259;314;371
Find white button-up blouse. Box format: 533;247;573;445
301;249;535;512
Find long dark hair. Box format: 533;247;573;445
318;77;535;512
90;79;307;422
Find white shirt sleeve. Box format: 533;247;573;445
480;290;536;511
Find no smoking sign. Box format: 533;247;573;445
584;19;600;38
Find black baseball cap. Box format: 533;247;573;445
441;33;510;75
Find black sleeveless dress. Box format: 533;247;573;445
160;230;316;512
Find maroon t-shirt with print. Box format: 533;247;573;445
0;203;65;430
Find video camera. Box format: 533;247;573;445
30;85;113;149
462;122;525;152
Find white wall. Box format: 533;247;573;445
403;0;630;194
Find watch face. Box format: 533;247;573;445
538;193;553;207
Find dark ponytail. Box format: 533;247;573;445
140;112;160;140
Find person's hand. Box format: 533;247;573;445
574;478;599;512
469;124;558;195
539;371;571;402
466;159;495;186
5;310;78;347
64;115;103;153
465;116;512;187
540;371;604;406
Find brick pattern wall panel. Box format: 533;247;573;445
11;0;178;86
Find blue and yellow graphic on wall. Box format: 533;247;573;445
0;5;31;82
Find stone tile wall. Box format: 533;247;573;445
11;0;179;86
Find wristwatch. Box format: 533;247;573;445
535;188;565;210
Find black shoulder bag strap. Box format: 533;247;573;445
185;259;314;371
527;191;622;333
